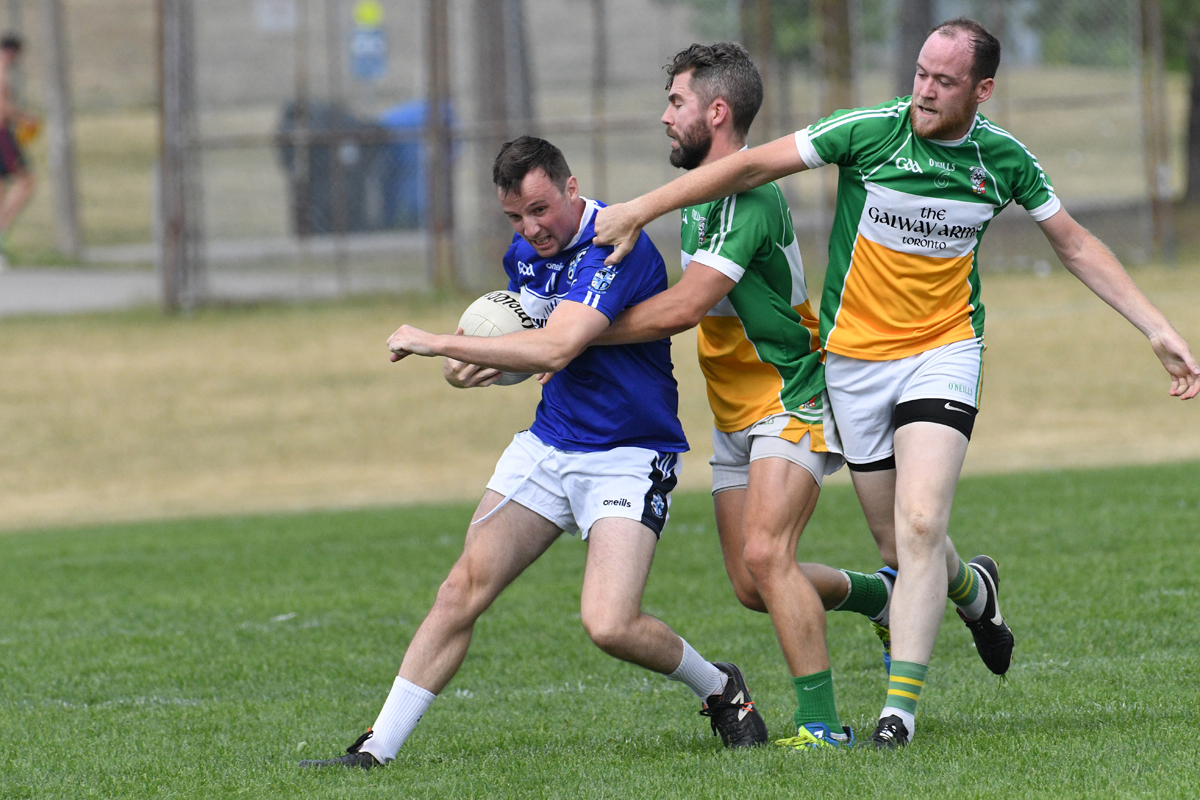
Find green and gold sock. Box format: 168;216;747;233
883;660;927;717
792;669;841;731
834;570;889;618
948;558;987;619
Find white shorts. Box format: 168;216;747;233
709;412;842;494
825;337;984;466
485;430;681;539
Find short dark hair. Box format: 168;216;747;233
492;136;572;196
0;32;22;53
664;42;763;139
931;17;1000;84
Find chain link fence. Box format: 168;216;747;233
0;0;1174;305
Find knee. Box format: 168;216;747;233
741;533;789;585
898;507;946;549
580;607;633;656
432;563;487;619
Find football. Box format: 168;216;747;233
457;290;536;385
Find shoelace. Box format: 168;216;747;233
699;698;758;745
346;729;373;754
872;720;905;745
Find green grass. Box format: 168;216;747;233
2;463;1198;798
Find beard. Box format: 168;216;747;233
668;118;713;170
909;98;976;140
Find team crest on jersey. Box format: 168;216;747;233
649;492;665;518
565;248;586;282
801;394;820;410
590;267;616;292
697;217;707;245
970;166;987;196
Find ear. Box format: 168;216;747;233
564;175;579;201
709;98;731;129
974;77;995;104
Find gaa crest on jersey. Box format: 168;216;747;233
590;267;616;292
970;166;987;196
649;492;665;518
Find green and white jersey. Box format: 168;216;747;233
794;96;1060;361
681;181;828;444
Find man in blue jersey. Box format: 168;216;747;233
300;136;768;769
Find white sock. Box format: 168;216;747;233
871;570;895;626
958;565;989;621
666;638;727;699
359;676;436;763
881;706;916;740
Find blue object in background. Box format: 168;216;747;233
350;28;387;82
377;100;454;230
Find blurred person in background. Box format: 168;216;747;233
0;31;37;269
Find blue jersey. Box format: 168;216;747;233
503;198;688;453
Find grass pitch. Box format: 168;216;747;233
2;463;1198;798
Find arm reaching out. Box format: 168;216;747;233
388;300;611;375
593;261;736;346
593;134;808;266
1038;208;1200;400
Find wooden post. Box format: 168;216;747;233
41;0;81;259
158;0;202;312
894;0;932;99
473;0;509;280
816;0;853;117
1140;0;1174;262
591;0;607;199
425;0;455;291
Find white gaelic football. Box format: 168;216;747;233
457;290;536;385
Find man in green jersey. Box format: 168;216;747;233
596;42;898;750
595;19;1199;748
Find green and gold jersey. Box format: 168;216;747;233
681;181;827;445
795;96;1060;361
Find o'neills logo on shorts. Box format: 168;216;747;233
602;498;632;507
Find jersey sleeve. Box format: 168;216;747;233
795;99;903;170
562;239;660;322
501;237;521;291
1007;146;1060;222
688;191;773;282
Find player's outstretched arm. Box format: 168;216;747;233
593;134;808;266
593;262;736;346
1039;208;1200;400
388;300;610;374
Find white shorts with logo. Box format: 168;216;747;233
709;411;844;494
485;430;680;539
825;337;984;465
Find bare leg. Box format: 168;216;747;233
850;468;961;581
888;422;969;665
738;458;832;676
0;171;34;231
578;517;683;673
714;486;850;614
398;491;562;693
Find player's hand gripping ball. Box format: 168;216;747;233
457;290;536;385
